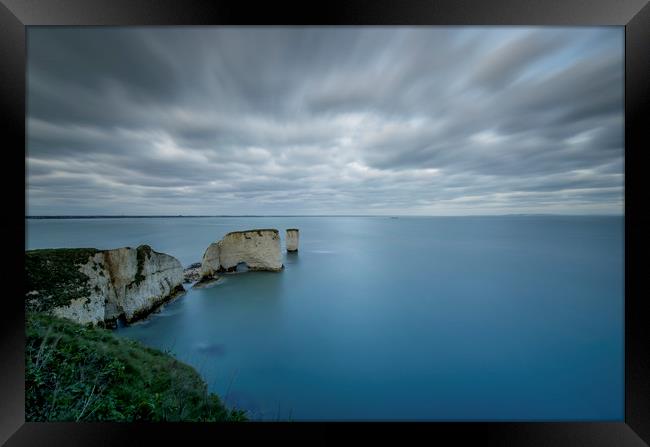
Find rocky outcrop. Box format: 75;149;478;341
219;229;283;271
199;241;222;280
25;245;185;327
183;263;202;283
199;229;283;281
286;229;299;252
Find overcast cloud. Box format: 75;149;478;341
26;27;624;215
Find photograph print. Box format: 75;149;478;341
25;26;624;422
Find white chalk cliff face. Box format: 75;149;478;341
199;242;221;279
102;246;184;322
26;245;185;327
286;229;299;252
200;229;283;280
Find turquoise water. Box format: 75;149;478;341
26;216;624;421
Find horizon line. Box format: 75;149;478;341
25;213;624;219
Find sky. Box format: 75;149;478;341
26;27;624;216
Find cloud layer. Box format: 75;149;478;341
27;27;624;215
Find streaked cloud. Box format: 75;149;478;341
27;27;623;215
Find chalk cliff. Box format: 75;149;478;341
286;229;299;252
25;245;185;327
199;241;222;280
199;229;283;281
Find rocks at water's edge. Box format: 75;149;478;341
26;228;300;323
199;229;283;282
183;262;202;283
286;229;299;252
25;245;185;328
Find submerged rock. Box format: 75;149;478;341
199;229;283;281
25;245;185;327
195;342;226;357
192;276;223;289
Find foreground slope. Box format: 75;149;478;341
26;313;246;422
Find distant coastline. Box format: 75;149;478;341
26;214;623;219
25;215;388;219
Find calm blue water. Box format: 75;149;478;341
26;216;624;421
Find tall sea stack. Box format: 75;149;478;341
286;229;299;252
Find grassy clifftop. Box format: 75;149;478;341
26;313;246;422
25;248;99;313
25;245;159;313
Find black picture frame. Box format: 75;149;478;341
2;0;649;445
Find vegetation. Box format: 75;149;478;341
224;229;279;237
25;248;99;312
26;313;247;422
133;244;152;286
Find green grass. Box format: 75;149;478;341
224;229;279;237
26;313;247;422
25;248;99;313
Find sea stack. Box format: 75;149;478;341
199;229;283;281
286;229;299;252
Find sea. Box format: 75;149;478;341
26;215;624;421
